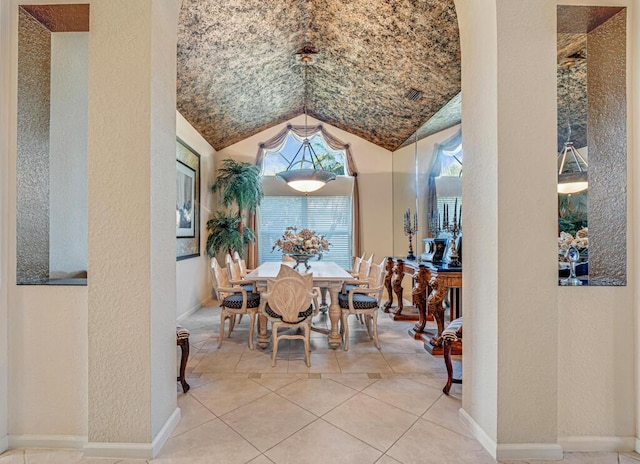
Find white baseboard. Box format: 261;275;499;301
0;434;8;453
84;407;180;460
636;437;640;453
177;296;212;322
458;408;497;459
8;434;86;450
559;435;635;452
458;408;563;461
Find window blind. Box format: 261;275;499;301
258;196;352;269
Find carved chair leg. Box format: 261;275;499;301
177;337;190;393
443;338;453;395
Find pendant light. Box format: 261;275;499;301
275;18;336;193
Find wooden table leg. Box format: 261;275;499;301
319;286;328;313
392;260;405;315
327;283;343;349
257;313;270;349
177;337;190;393
409;266;431;338
382;257;394;312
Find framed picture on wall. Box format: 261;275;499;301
176;138;201;261
176;160;196;238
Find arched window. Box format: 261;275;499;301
257;128;354;269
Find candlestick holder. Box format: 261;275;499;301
404;208;418;261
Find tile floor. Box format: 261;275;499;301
1;303;639;464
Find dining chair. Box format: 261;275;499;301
339;260;385;351
347;253;365;277
258;264;319;367
225;253;254;293
210;257;260;349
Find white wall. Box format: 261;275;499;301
49;32;88;276
554;0;635;451
215;115;394;261
456;0;637;458
0;0;10;453
176;111;215;320
3;1;88;447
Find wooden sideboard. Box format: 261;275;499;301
383;257;462;355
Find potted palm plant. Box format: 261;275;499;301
206;159;263;258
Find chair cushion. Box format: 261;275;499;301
176;326;190;340
222;291;261;309
338;292;378;310
442;317;463;341
265;303;314;323
240;283;254;293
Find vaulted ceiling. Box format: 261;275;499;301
176;0;462;152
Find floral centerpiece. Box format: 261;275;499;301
558;227;588;261
272;227;330;269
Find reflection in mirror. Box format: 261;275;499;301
557;5;626;286
17;5;89;284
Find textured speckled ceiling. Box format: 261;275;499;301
177;0;461;151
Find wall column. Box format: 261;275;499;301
86;0;181;459
0;0;11;453
455;0;560;459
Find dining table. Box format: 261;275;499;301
243;261;354;349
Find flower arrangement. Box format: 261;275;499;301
272;227;330;257
558;227;588;261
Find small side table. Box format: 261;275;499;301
176;326;190;393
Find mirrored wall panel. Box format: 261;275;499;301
17;4;89;284
557;5;626;286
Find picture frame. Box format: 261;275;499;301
176;138;201;261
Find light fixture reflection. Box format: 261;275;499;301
557;141;588;194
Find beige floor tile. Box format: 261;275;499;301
153;419;260;464
553;452;618;463
24;450;121;464
171;393;217;437
376;455;403;464
0;450;23;464
189;377;270;416
387;418;496;464
287;353;341;374
235;350;290;373
323;393;418;452
321;373;378;391
379;338;425;354
191;351;242;373
247;455;276;464
252;374;306;391
362;378;442;416
276;378;358;416
335;352;392;374
383;353;444;374
409;373;448;390
421;394;473;439
620;452;640;462
265;419;382;464
221;393;316;452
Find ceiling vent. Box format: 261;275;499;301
406;88;423;102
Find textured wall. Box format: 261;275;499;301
49;32;88;276
587;10;626;285
87;0;178;450
17;9;50;284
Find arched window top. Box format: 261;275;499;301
261;129;347;177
